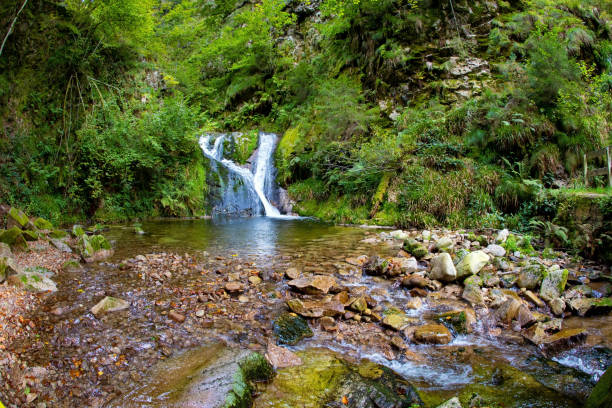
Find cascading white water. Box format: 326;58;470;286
199;132;283;217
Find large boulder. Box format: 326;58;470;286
33;217;53;231
540;267;569;301
0;227;27;249
78;234;114;262
455;250;489;279
113;343;273;408
7;207;29;229
429;253;457;282
287;275;338;295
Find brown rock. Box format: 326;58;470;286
225;282;245;293
516;305;536;328
320;316;337;331
536;328;588;356
266;342;302;369
287;275;338;295
496;298;522;324
413;324;452;344
285;267;301;280
410;288;428;297
523;290;545;308
345;255;368;266
168;310;185;323
287;298;344;318
390;335;406;350
401;274;428;289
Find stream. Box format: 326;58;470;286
10;217;612;407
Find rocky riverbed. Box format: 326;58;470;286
1;215;611;407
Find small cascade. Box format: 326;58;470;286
199;132;283;217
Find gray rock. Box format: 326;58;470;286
50;239;72;253
550;297;566;316
495;229;509;244
435;237;454;253
540;267;569;301
485;244;506;257
429;253;457;282
8;270;57;292
517;263;544;290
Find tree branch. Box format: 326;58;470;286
0;0;29;58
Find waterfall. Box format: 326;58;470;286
199;132;283;217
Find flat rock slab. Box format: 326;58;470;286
8;271;57;293
287;275;338;295
266;343;302;369
112;343;251;408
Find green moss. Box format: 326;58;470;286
33;217;53;230
436;311;468;334
273;312;313;345
239;352;274;382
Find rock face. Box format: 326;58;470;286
113;343;272;408
455;250;489;279
540;267;569;301
91;296;129;317
254;348;422;408
429;253;457;282
413;324;452;344
287;275;338;295
273;312;313;345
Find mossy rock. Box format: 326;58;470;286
90;234;111;251
49;229;68;239
33;217;54;230
72;224;86;237
0;227;27;248
62;259;82;270
436;311;468;335
254;348;422;408
273;312;313;345
22;230;39;241
7;207;29;228
403;238;428;259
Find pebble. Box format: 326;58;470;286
195;310;205;318
168;310;185;323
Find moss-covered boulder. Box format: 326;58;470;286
436;311;468;335
49;229;68;239
22;230;39;241
72;224;85;237
0;227;28;249
78;234;113;262
33;217;53;230
7;207;29;229
273;312;313;345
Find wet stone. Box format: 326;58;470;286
273;312;313;345
413;324;452;345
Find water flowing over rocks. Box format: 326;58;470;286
1;218;610;407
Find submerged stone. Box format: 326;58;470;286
273;312;313;345
287;298;344;318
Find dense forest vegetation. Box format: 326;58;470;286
1;0;611;250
